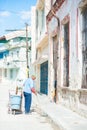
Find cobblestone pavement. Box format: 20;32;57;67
0;83;55;130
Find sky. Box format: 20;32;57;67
0;0;37;36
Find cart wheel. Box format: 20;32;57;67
8;107;11;114
10;110;13;114
8;109;10;114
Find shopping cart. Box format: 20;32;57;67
8;89;22;115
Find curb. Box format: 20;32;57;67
36;105;65;130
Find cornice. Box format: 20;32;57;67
46;0;65;22
36;0;44;10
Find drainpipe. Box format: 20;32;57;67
55;17;60;104
50;11;60;104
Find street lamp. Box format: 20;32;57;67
25;23;29;78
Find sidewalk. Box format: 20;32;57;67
33;93;87;130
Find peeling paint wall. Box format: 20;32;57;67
31;1;49;93
47;0;87;117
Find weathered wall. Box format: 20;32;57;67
47;0;87;117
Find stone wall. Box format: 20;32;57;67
58;87;87;118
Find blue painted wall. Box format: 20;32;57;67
0;50;9;59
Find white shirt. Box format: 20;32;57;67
23;78;34;94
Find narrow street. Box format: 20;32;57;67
0;1;87;130
0;83;57;130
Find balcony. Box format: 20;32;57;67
36;32;48;49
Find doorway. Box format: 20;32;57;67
40;61;48;95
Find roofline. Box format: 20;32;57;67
0;36;6;41
46;0;65;22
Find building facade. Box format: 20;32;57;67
31;0;50;95
0;30;31;88
47;0;87;117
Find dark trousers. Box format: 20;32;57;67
23;92;32;113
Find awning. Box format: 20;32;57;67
0;26;31;43
33;54;48;65
36;33;48;49
5;30;25;40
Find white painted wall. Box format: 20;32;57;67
48;0;84;91
31;6;36;65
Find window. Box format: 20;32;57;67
63;22;69;87
42;8;45;32
17;51;19;57
36;10;38;41
11;52;13;57
82;6;87;89
4;69;7;77
10;69;13;79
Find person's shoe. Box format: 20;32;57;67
30;109;35;113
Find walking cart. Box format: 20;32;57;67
8;89;22;115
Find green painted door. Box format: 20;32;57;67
40;61;48;95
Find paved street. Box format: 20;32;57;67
0;83;55;130
0;83;87;130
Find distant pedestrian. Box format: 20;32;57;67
23;75;37;114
